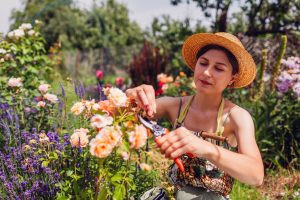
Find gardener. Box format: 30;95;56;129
126;32;264;200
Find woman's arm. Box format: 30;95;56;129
125;84;177;120
156;107;264;186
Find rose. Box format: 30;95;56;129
43;93;58;103
128;124;148;149
38;84;50;93
8;77;22;87
70;128;90;148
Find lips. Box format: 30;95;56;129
200;80;212;85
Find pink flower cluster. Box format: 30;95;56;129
277;57;300;99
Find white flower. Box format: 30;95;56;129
38;84;50;93
0;48;7;54
43;93;58;103
7;31;14;39
71;102;85;115
37;101;46;108
13;29;25;39
107;87;127;107
28;30;35;36
8;77;22;87
19;23;32;30
90;114;113;129
35;20;41;25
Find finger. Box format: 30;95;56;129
144;85;156;114
164;141;185;158
155;132;172;147
169;144;189;159
137;88;150;109
160;135;181;152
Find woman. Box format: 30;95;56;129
126;32;264;199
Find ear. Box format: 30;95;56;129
228;74;237;87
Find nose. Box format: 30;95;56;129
203;66;213;77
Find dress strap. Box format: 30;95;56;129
173;96;195;129
216;98;225;136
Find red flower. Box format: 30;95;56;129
96;70;104;80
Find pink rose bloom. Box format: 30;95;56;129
96;70;104;80
38;84;50;93
44;93;58;103
8;77;22;87
37;101;46;108
70;128;90;148
128;124;148;149
115;77;124;86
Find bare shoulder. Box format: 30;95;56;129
155;96;181;120
229;105;254;126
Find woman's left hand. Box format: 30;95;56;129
155;127;207;159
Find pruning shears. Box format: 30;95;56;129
138;114;195;173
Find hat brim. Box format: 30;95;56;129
182;33;256;88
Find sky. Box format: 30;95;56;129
0;0;209;34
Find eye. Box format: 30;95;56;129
215;67;224;72
199;62;208;66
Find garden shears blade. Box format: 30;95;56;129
137;114;186;173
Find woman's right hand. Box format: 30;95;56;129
125;84;156;117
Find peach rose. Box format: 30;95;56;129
107;87;127;107
89;135;114;158
70;128;90;148
128;124;148;149
71;102;85;115
97;126;122;147
91;114;113;129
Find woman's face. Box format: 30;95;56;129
193;49;236;94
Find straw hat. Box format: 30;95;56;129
182;32;256;88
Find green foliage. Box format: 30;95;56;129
231;181;265;200
0;23;53;93
146;16;206;76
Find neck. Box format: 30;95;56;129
192;92;223;112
